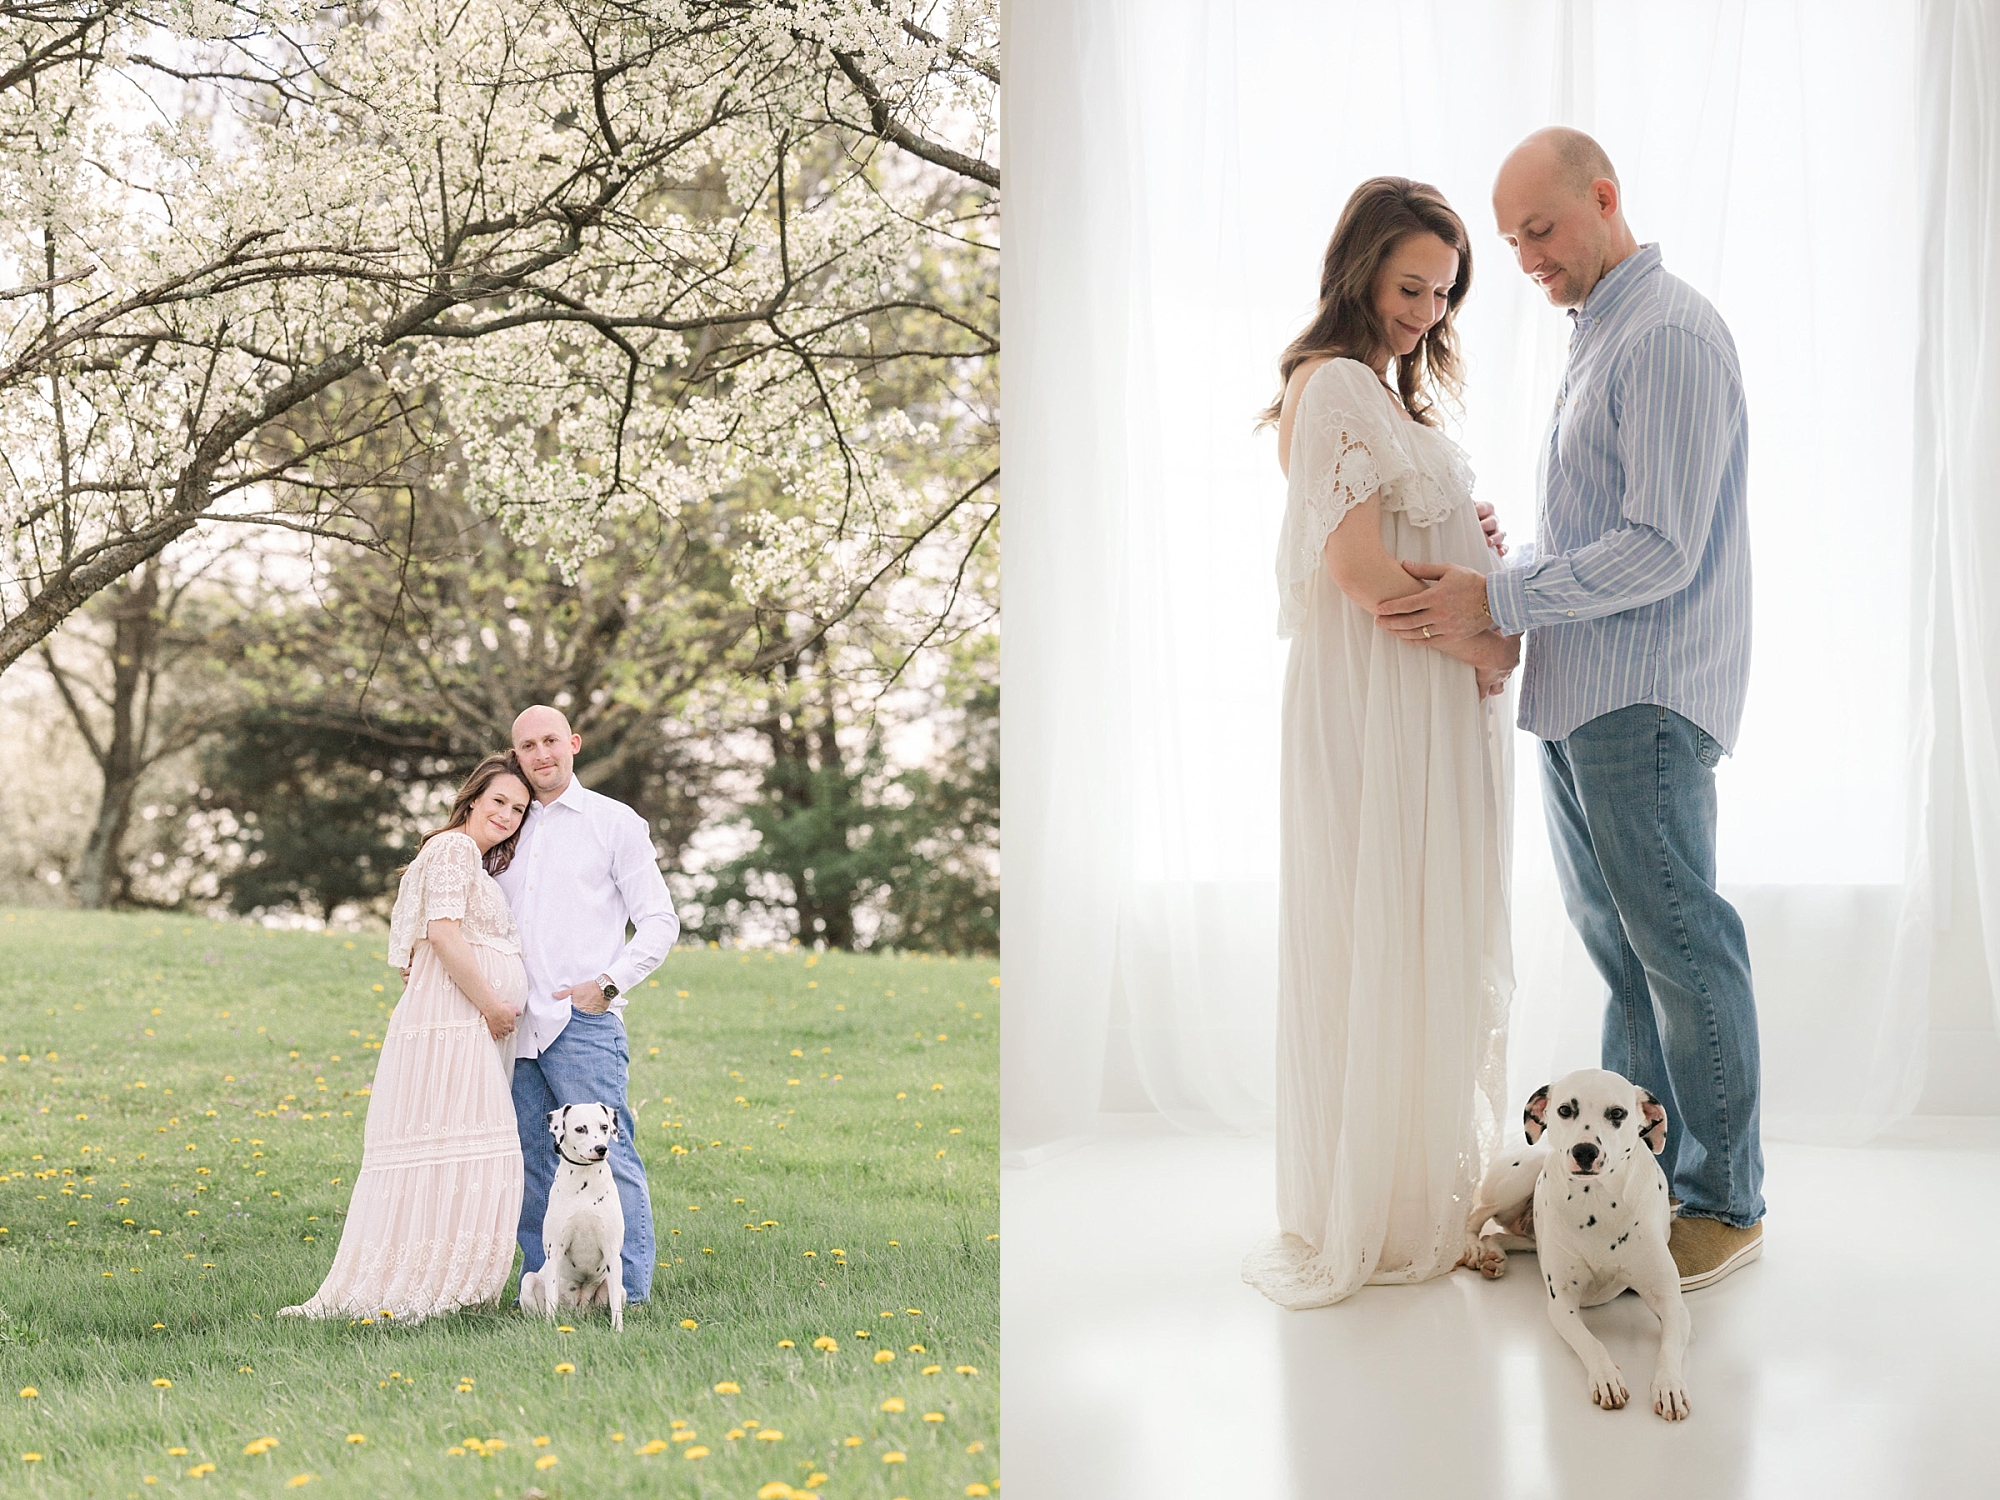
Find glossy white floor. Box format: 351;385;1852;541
1002;1115;2000;1499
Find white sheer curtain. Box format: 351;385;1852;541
1914;0;2000;1084
1003;0;1977;1162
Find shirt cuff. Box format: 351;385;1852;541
1486;566;1529;637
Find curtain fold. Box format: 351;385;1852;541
998;0;1133;1163
1003;0;1974;1159
1914;0;2000;1070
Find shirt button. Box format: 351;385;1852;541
1566;610;1576;618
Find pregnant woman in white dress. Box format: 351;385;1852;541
281;753;531;1322
1243;177;1518;1309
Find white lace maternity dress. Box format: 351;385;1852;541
1242;358;1515;1310
280;830;525;1321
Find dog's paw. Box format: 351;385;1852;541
1587;1366;1629;1411
1651;1377;1690;1421
1470;1236;1509;1279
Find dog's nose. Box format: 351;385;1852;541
1571;1142;1600;1171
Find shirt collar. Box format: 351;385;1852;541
543;774;588;814
1568;242;1661;333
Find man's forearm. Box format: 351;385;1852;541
604;909;681;994
1485;521;1693;634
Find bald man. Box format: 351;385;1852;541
1377;127;1764;1291
496;704;680;1307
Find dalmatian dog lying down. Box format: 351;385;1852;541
518;1102;626;1332
1463;1067;1691;1421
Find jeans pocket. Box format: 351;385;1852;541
1694;729;1723;769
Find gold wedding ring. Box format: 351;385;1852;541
1422;625;1433;639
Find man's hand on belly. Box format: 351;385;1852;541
555;979;611;1014
1374;561;1493;643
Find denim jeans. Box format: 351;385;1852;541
511;1008;656;1302
1540;704;1766;1227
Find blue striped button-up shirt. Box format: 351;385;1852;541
1485;244;1751;750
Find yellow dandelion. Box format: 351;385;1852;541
16;1387;35;1398
777;1339;795;1349
535;1454;558;1470
881;1397;906;1412
556;1325;575;1333
151;1377;172;1388
680;1318;699;1329
345;1434;366;1444
610;1432;625;1442
967;1440;985;1453
726;1429;745;1441
843;1435;863;1447
284;1477;314;1489
242;1436;278;1456
532;1436;550;1447
908;1344;926;1353
754;1429;783;1442
445;1446;466;1458
554;1362;575;1375
714;1381;741;1394
874;1350;896;1364
21;1453;43;1463
189;1461;217;1475
812;1336;838;1352
684;1445;710;1459
167;1448;189;1457
807;1476;829;1489
968;1486;992;1497
923;1364;942;1375
638;1439;668;1455
758;1485;794;1500
883;1451;908;1463
923;1411;945;1423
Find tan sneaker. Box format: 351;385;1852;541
1669;1215;1762;1290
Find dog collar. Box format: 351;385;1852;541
555;1143;606;1166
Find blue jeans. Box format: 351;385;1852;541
512;1009;655;1303
1540;704;1765;1227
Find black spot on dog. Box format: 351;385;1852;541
1586;1215;1596;1227
1582;1185;1591;1194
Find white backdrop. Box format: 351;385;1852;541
1002;0;1966;1161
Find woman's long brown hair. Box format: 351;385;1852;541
1258;176;1472;429
415;751;533;876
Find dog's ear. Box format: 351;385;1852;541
1636;1088;1668;1155
1523;1085;1552;1144
546;1105;568;1137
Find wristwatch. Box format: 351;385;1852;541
598;975;620;1002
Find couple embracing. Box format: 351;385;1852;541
280;706;676;1322
1244;128;1765;1309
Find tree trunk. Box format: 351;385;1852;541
69;563;160;909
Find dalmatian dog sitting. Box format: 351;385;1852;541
1463;1067;1690;1420
518;1102;626;1332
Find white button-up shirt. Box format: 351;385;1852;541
493;775;680;1059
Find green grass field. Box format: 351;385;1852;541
0;909;998;1500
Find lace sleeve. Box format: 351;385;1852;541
1274;360;1416;638
420;831;480;925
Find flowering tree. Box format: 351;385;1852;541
0;0;998;677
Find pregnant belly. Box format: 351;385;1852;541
470;944;528;1016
